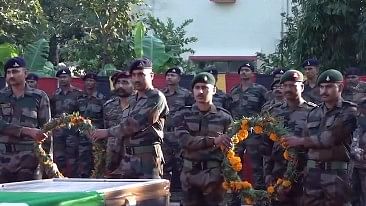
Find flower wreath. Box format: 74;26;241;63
35;112;105;178
222;114;300;205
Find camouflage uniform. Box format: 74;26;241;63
303;81;321;105
342;81;366;104
174;104;233;206
303;99;357;206
50;86;81;177
261;99;283;113
213;89;231;111
161;86;193;191
103;96;130;176
76;91;106;177
0;86;51;183
230;83;267;189
108;88;168;179
264;101;316;206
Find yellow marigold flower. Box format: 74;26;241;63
269;133;279;142
222;181;230;190
226;150;235;158
237;129;249;141
253;125;264;134
267;186;275;194
282;180;292;188
283;150;290;160
232;135;240;144
276;178;283;185
244;197;254;205
241;181;252;190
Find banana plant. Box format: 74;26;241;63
0;43;19;75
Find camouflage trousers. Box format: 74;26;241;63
105;136;123;175
109;144;163;179
303;168;352;206
351;167;366;206
0;144;41;183
180;160;225;206
53;128;93;178
162;132;182;191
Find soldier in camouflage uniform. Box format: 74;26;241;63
351;98;366;206
103;71;134;177
342;67;366;104
264;70;317;206
174;72;233;206
283;69;357;206
91;58;168;179
0;57;50;183
302;59;322;105
75;72;106;177
25;73;39;89
229;63;268;191
204;66;231;111
261;79;284;112
161;67;193;195
265;68;286;101
50;68;82;177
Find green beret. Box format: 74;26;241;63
317;69;343;85
191;72;216;88
279;70;304;84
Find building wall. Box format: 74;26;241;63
145;0;286;57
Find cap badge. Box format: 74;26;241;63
326;76;330;81
13;62;19;67
203;76;208;81
62;70;67;74
172;69;176;72
307;61;311;66
293;72;299;78
280;70;284;73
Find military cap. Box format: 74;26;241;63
270;79;281;90
317;69;343;85
129;58;153;73
82;72;98;81
280;70;304;84
191;72;216;88
165;67;182;76
344;67;361;76
26;73;39;81
204;65;219;76
111;71;131;84
272;68;287;77
56;68;71;77
4;57;26;73
238;63;255;73
302;59;319;68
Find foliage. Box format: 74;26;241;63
24;39;49;71
0;43;19;75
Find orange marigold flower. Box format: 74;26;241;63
269;133;279;142
244;197;254;205
233;163;242;171
282;180;292;188
237;129;249;141
253;125;264;134
241;119;249;130
267;186;275;194
241;181;252;190
226;150;235;158
276;178;283;185
283;150;290;160
222;181;230;190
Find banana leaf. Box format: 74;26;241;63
134;21;146;58
24;39;50;74
142;36;170;70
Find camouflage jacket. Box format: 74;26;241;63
77;91;106;129
342;81;366;104
161;86;193;130
304;99;357;161
351;116;366;168
213;89;231;111
50;86;81;117
303;81;321;105
230;83;267;120
103;96;130;128
174;104;233;162
0;85;51;144
261;98;284;113
108;88;169;146
264;101;317;176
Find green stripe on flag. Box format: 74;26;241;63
0;192;104;206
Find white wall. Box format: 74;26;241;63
145;0;286;57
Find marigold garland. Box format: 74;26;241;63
37;112;96;178
222;114;300;204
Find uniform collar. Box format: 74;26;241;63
192;103;218;114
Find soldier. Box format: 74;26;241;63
50;68;82;177
265;68;286;101
261;79;284;112
302;59;321;105
204;66;231;111
26;73;39;89
90;58;168;179
174;72;232;206
103;71;134;177
283;69;357;206
0;57;50;183
230;63;268;191
161;67;193;197
264;70;316;206
351;98;366;206
75;72;106;177
342;67;366;104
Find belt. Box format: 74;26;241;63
125;145;156;155
0;143;34;153
183;159;221;171
307;160;348;170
